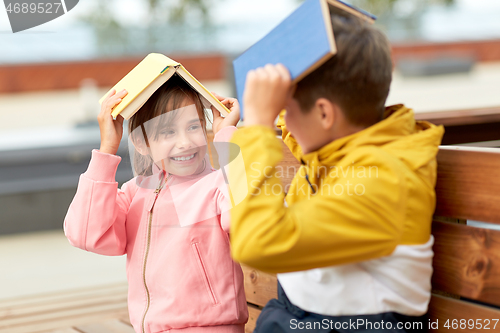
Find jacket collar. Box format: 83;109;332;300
300;105;444;171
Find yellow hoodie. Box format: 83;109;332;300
229;105;444;274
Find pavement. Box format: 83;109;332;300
387;62;500;112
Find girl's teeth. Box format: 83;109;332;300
173;154;195;161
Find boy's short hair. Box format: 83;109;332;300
294;14;393;127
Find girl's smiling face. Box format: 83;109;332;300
140;100;208;177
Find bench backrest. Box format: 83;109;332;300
242;143;500;332
428;146;500;331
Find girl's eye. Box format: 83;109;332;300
161;129;175;136
189;125;201;131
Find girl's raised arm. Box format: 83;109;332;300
64;89;135;256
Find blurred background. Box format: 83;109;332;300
0;0;499;320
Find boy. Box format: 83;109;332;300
229;13;444;333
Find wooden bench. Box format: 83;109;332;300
0;283;130;333
242;144;500;333
4;143;499;333
414;106;500;145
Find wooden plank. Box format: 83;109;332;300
242;264;278;308
0;290;128;320
277;140;300;190
435;147;500;224
431;221;500;306
76;319;135;333
0;302;128;333
245;304;262;333
41;329;81;333
0;309;130;333
0;283;128;308
428;294;500;332
438;122;500;145
118;315;132;326
415;106;500;127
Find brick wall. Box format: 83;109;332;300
0;54;227;94
1;39;500;94
391;39;500;63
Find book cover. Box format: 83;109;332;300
99;53;230;120
233;0;375;118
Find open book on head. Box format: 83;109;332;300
99;53;230;120
233;0;376;118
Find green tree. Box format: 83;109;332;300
295;0;456;40
81;0;218;56
327;0;456;40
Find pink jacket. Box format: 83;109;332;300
64;127;248;333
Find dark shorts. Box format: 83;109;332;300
254;282;427;333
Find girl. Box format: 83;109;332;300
64;75;247;333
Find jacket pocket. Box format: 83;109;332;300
191;242;219;306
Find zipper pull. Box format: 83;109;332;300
305;174;316;194
148;177;165;211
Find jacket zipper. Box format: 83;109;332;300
300;158;317;194
141;176;167;333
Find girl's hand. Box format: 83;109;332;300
211;92;241;135
97;89;128;155
243;64;292;128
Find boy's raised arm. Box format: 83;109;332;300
229;64;408;273
229;127;405;273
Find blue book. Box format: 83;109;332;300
233;0;375;118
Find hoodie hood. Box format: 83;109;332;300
301;105;445;172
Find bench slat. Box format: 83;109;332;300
435;148;500;224
276;141;300;190
75;319;135;333
119;315;132;326
0;290;128;320
428;294;500;332
0;302;128;333
0;283;127;308
432;220;500;306
242;264;277;308
246;304;262;333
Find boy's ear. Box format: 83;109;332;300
315;98;336;130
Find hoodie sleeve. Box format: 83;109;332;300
213;126;237;233
213;125;237;142
216;184;232;234
64;150;136;256
229;126;405;274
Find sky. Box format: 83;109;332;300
0;0;500;64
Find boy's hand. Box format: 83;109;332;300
211;92;241;135
97;89;128;155
243;64;292;128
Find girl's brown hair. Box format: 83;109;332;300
129;74;209;177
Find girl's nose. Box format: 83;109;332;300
175;131;193;149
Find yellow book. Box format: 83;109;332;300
99;53;230;120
